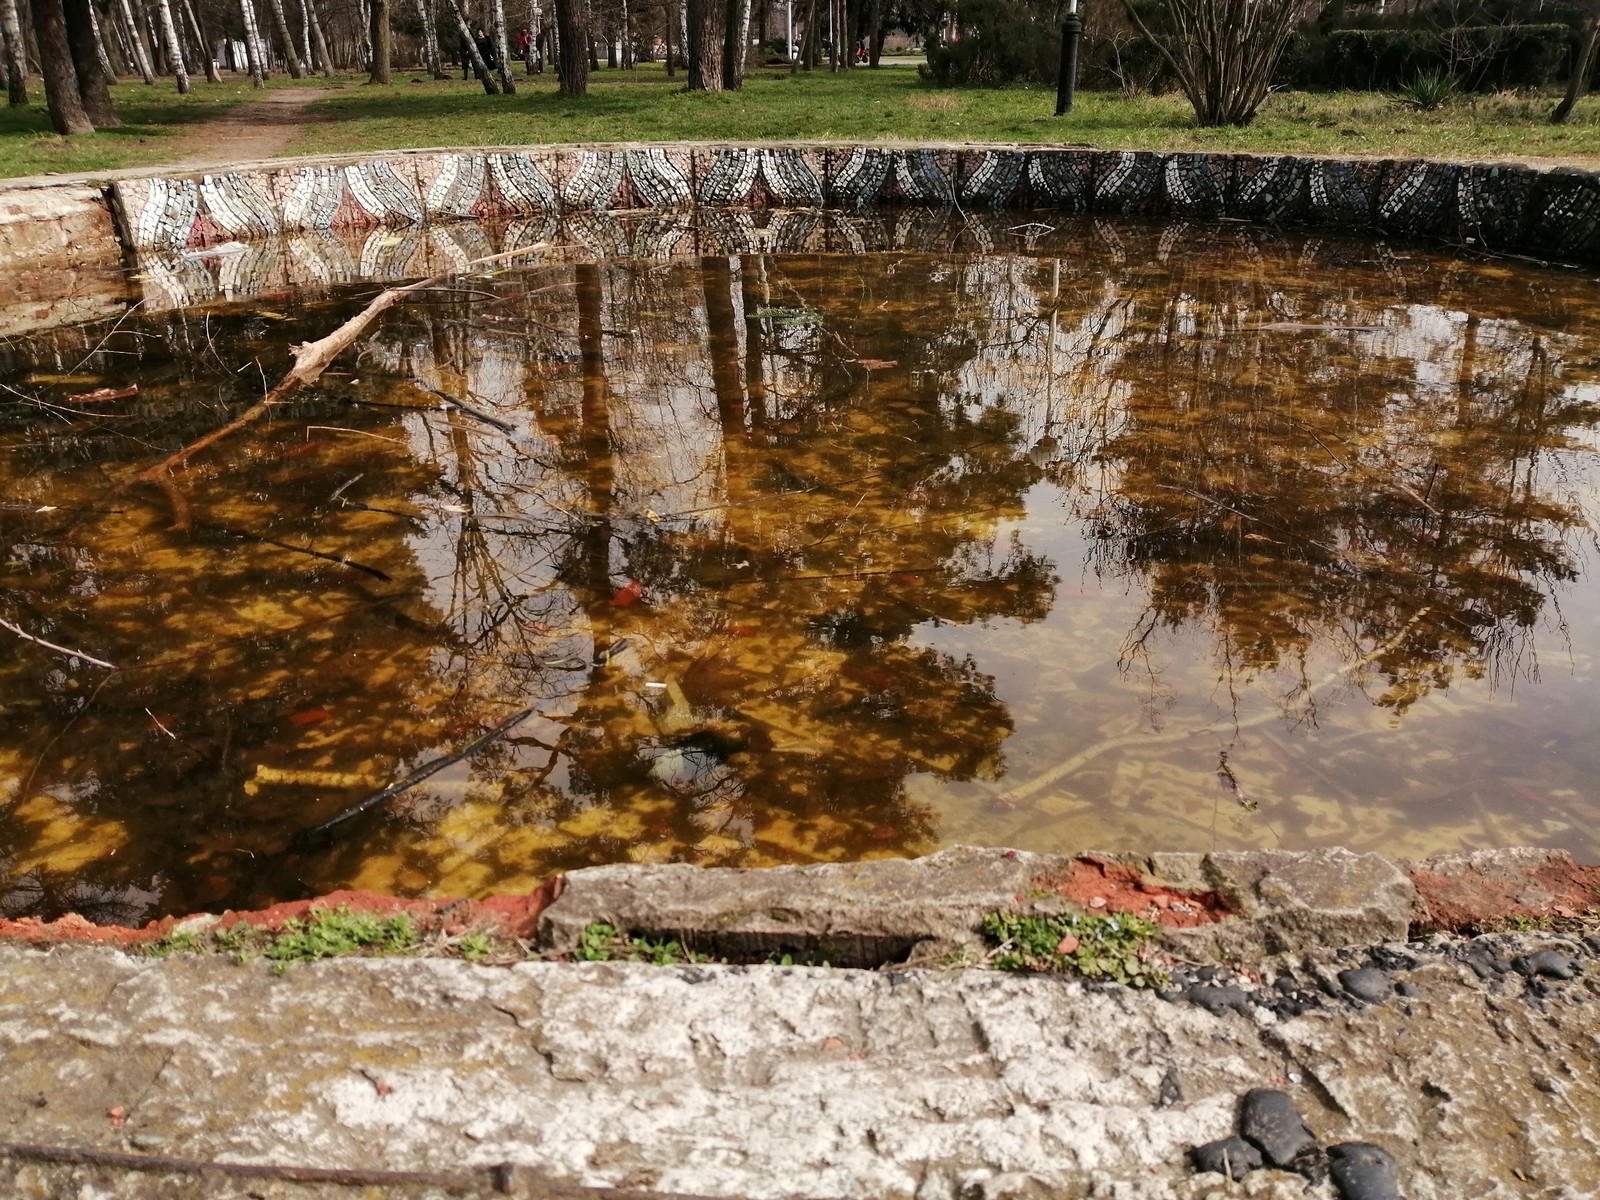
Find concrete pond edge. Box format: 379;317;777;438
4;844;1597;968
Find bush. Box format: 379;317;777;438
1320;24;1569;91
920;0;1060;86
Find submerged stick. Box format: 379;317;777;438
0;617;117;670
290;705;538;847
126;244;550;487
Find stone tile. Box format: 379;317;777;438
342;158;426;227
1307;158;1381;229
559;148;628;210
1163;153;1228;219
357;227;429;282
1375;160;1459;237
1093;150;1166;215
1229;155;1309;224
623;146;694;208
1456;163;1536;251
884;148;958;206
414;152;496;221
695;147;826;208
486;151;561;218
694;208;762;255
627;208;697;257
958;148;1027;208
762;208;829;253
825;146;895;208
197;170;281;241
1527;169;1600;262
1020;149;1093;212
560;209;631;255
284;230;362;287
116;177;203;251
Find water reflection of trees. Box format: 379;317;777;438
3;222;1599;922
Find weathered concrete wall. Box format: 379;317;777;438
101;145;1600;266
0;180;130;336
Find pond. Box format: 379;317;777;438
3;215;1599;925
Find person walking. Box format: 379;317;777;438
475;26;499;73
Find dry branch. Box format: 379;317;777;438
0;616;117;670
125;243;550;488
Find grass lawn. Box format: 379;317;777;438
2;64;1599;180
285;66;1600;165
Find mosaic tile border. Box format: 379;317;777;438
106;145;1600;267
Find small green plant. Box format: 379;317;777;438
573;923;705;965
1501;914;1552;933
1400;69;1455;111
263;907;417;973
982;910;1168;988
458;932;494;961
146;930;201;957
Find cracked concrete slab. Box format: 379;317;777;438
2;934;1598;1200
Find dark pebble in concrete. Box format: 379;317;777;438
1339;968;1394;1004
1240;1088;1317;1167
1368;947;1420;972
1185;985;1253;1016
1514;951;1580;980
1189;1135;1262;1180
1328;1142;1403;1200
1582;936;1600;958
1395;981;1419;998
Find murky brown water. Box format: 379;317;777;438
4;218;1600;924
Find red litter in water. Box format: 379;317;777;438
611;580;645;607
289;709;331;727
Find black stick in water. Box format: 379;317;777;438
290;706;537;848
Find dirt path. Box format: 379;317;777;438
155;88;330;172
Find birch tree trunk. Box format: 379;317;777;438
29;0;95;132
491;0;514;91
103;1;135;74
239;0;266;84
296;0;308;65
262;0;304;76
152;0;188;90
367;0;387;81
86;0;116;79
306;0;331;75
115;0;155;82
2;0;31;103
413;0;442;77
443;0;499;91
181;0;220;81
553;0;586;94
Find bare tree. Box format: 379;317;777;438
1122;0;1313;127
86;0;118;79
443;0;500;91
64;0;121;119
152;0;189;89
1553;8;1599;124
181;0;221;82
115;0;156;82
29;0;95;132
492;0;515;90
306;0;333;75
262;0;305;74
367;0;388;79
413;0;444;76
2;0;31;103
239;0;266;84
553;0;587;94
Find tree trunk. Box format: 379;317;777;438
306;0;331;75
180;0;219;81
115;0;155;82
150;0;186;88
86;0;116;79
413;0;442;76
1553;17;1599;124
720;0;747;88
366;0;386;80
103;1;134;74
2;0;31;103
620;0;629;66
552;0;584;94
238;0;265;84
866;0;880;66
296;0;308;67
63;0;119;120
492;0;513;90
662;0;672;74
443;0;498;90
29;0;94;132
685;0;721;89
262;0;303;76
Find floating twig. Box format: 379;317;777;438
290;705;539;847
0;617;116;670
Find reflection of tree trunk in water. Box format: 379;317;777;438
576;263;616;663
737;253;769;435
702;255;750;513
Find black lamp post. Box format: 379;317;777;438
1054;0;1081;116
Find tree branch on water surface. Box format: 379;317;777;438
121;243;552;499
0;616;116;670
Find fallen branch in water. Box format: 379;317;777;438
289;705;538;848
125;244;550;489
0;616;116;670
